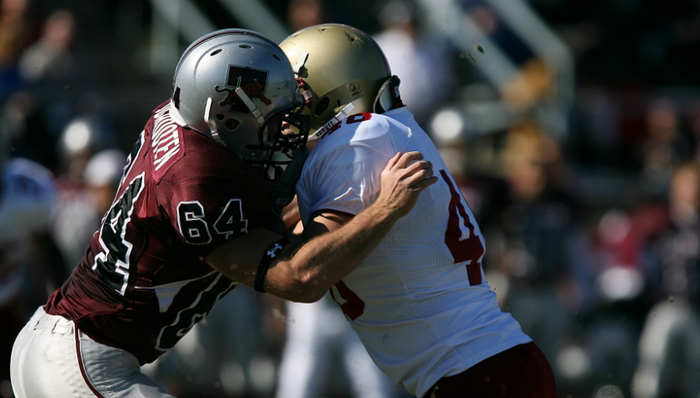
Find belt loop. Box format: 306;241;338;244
30;306;46;331
52;318;72;335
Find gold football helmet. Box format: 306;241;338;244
279;24;401;139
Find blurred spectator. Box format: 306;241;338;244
500;57;553;114
18;9;76;84
529;0;700;85
84;149;124;216
286;0;324;33
0;91;58;170
459;0;551;114
373;0;456;125
50;115;118;274
461;0;533;66
632;161;700;398
52;148;125;269
558;205;657;398
482;119;584;393
0;129;66;397
3;9;106;173
56;114;116;182
691;102;700;164
0;0;35;103
18;8;105;168
639;98;692;196
568;86;625;170
276;295;402;398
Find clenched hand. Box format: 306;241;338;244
375;151;438;218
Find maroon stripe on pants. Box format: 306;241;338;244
424;342;556;398
75;330;107;398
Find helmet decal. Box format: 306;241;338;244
215;66;271;114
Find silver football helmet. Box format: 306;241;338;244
170;29;307;179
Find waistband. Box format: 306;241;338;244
30;306;75;336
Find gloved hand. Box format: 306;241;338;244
270;146;309;210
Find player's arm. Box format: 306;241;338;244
206;151;436;302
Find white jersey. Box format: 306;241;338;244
296;107;531;398
0;158;54;306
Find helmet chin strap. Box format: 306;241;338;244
201;89;266;146
203;91;278;162
204;97;225;145
309;102;355;140
235;87;266;126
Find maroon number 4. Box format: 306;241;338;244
330;169;485;320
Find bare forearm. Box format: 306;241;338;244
206;151;435;302
265;204;399;302
206;204;398;302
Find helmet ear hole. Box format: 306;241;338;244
224;118;240;131
314;97;329;116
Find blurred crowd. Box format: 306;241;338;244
1;0;700;397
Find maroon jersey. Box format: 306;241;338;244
46;101;272;365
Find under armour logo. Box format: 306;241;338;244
267;243;283;258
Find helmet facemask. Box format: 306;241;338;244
239;102;309;181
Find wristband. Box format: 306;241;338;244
253;238;288;293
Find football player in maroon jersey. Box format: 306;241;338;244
9;28;436;398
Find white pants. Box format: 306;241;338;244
10;306;176;398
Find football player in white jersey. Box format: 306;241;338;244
279;24;557;398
